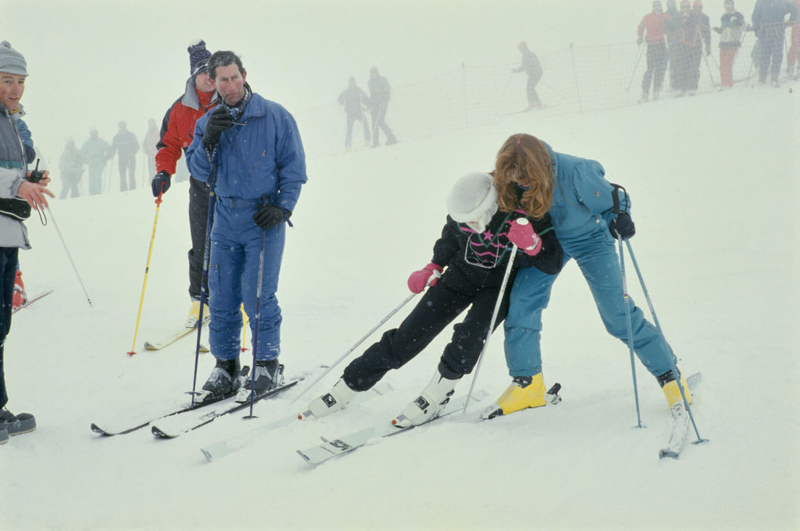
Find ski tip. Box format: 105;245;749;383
201;449;213;462
481;408;503;421
151;425;174;439
296;449;314;464
297;411;311;421
90;423;111;436
659;449;680;460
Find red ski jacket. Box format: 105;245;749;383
155;81;216;176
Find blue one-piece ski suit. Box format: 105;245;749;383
503;143;677;379
186;92;307;362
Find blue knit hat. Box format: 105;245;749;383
188;40;211;77
0;41;27;76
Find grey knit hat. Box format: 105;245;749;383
0;41;28;76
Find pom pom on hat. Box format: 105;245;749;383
188;39;212;77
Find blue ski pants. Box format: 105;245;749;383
503;232;676;379
208;198;285;361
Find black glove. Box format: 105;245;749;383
609;212;636;239
253;204;291;230
203;107;234;147
151;171;171;197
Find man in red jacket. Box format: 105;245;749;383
638;1;672;101
149;40;217;328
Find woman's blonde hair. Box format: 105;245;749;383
493;133;554;219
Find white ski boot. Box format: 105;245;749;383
298;379;359;420
392;370;460;428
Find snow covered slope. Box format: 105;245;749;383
1;85;798;531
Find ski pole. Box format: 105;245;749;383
624;239;708;445
611;184;644;428
617;233;644;428
627;44;646;91
191;147;218;406
127;184;164;356
45;206;92;307
463;240;518;414
245;226;269;419
290;276;436;404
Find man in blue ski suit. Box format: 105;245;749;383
186;50;307;402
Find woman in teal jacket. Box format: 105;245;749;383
484;133;690;419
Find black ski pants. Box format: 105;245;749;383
0;247;19;409
343;261;514;392
188;176;210;301
642;41;668;95
370;102;396;146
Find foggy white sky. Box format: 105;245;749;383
1;0;765;164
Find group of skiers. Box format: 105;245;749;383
638;0;799;101
57;120;159;199
1;27;701;445
336;66;397;150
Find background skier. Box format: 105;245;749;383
108;120;139;192
511;41;543;110
149;40;217;329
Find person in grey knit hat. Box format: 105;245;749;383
0;41;28;77
0;41;54;444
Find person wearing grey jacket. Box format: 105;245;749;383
0;41;53;443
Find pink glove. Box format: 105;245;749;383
407;263;443;293
507;218;542;256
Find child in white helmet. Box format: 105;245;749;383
300;172;563;427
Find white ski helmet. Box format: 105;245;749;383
446;172;499;233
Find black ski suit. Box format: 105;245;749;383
342;210;563;392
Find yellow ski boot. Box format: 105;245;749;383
185;300;210;329
482;373;551;420
658;370;692;408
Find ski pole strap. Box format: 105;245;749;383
609;182;628;216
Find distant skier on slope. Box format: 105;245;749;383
301;172;563;427
511;41;543;111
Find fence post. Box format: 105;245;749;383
569;43;584;113
461;63;470;130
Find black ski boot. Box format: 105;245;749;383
236;359;284;403
0;407;37;436
199;358;243;403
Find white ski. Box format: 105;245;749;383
296;390;489;467
200;381;395;462
659;372;703;459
